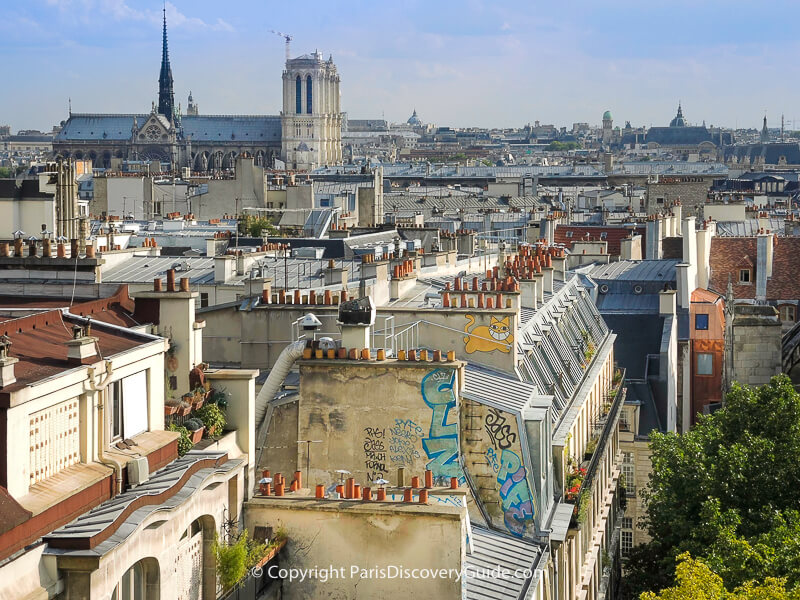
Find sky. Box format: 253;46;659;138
2;0;800;132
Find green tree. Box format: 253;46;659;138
547;141;580;151
625;376;800;598
641;553;800;600
240;215;278;238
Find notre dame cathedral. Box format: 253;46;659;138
53;11;342;172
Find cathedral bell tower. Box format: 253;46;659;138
281;51;343;170
158;8;175;123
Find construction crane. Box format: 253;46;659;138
270;30;293;64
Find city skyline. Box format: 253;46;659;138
3;0;799;131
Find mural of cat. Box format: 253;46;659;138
463;315;514;354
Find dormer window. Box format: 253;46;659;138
739;269;751;284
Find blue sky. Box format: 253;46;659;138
2;0;799;131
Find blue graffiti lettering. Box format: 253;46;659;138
485;447;499;473
497;449;535;537
421;369;465;485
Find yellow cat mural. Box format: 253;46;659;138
464;315;514;354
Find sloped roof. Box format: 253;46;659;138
465;526;543;600
55;113;282;144
554;224;646;256
0;309;154;395
709;237;800;299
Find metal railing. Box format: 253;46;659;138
569;368;626;528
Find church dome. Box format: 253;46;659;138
602;110;612;121
670;103;687;127
407;109;422;126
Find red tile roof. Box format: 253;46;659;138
554;224;646;256
0;309;149;395
0;286;139;328
709;237;800;300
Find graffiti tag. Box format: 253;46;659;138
421;369;465;485
485;447;500;473
497;449;535;538
389;418;422;466
363;427;387;482
485;408;517;450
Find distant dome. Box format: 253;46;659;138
602;110;612;121
407;109;422;126
670;103;687;127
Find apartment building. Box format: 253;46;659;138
0;279;256;599
221;241;625;599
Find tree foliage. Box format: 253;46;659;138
625;376;800;598
641;553;800;600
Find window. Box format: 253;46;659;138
621;452;635;496
619;409;631;432
110;372;148;441
697;353;713;376
565;231;573;238
600;232;608;240
621;530;633;555
306;75;313;114
622;517;633;530
780;305;796;323
656;197;664;204
739;269;751;284
200;293;209;308
295;75;302;114
110;380;122;441
695;313;709;330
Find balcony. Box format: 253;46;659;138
567;368;626;528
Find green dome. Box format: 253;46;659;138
602;110;613;121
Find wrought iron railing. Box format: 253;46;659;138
569;368;626;528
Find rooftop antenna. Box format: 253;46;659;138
271;30;293;64
68;97;72;116
782;114;785;142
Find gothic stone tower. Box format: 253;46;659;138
281;51;343;170
158;7;175;123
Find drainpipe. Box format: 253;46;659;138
87;362;123;495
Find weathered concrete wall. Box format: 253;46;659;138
283;361;465;491
244;497;465;600
460;399;536;539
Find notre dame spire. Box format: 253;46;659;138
157;7;175;122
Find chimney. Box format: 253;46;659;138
659;289;677;317
551;252;567;281
519;279;538;309
338;296;375;352
645;217;662;259
0;337;17;388
66;322;98;363
756;232;774;301
542;265;554;294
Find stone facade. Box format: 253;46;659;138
281;51;343;170
645;177;712;217
729;304;782;387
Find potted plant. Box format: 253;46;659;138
168;423;193;456
196;403;226;438
184;418;206;444
192;387;206;410
164;404;178;416
584;436;599;460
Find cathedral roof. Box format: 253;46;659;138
407;109;422;126
54;114;282;143
602;110;612;120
